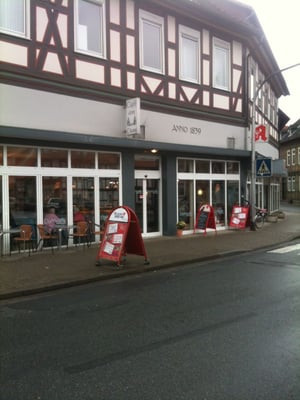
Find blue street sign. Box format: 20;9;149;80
256;158;272;177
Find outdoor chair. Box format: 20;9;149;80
37;224;58;253
69;221;89;248
13;224;34;256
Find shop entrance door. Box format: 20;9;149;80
134;176;161;237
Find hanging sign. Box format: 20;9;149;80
229;205;250;229
194;204;216;235
125;97;140;137
96;206;149;267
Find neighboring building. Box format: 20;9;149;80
0;0;289;252
280;119;300;203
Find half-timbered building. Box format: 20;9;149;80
0;0;289;252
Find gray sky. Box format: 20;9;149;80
238;0;300;124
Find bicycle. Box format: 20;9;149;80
241;197;268;229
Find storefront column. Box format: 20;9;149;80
162;154;177;235
122;152;135;209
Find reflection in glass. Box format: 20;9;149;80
72;177;95;223
227;181;239;222
98;153;120;169
212;161;225;173
195;180;210;214
100;178;119;228
43;177;67;221
212;180;225;225
147;179;159;233
71;150;95;168
178;159;193;173
41;149;68;168
7;147;37;166
227;161;239;174
178;180;194;229
134;155;160;170
0;146;3;165
196;160;210;173
134;179;143;230
9;176;37;249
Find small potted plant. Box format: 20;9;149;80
176;220;186;236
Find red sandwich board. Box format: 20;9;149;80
194;204;216;235
96;206;149;267
229;205;250;229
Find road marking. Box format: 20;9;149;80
268;244;300;254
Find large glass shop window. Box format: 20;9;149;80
212;180;225;226
43;177;67;220
9;176;37;241
99;178;119;228
178;180;194;229
196;180;210;213
227;181;239;223
72;177;95;222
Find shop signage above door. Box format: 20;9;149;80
171;124;202;135
125;97;140;137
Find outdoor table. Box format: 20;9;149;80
0;228;21;256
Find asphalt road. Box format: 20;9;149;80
1;240;300;400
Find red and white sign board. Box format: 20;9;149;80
96;206;149;267
194;204;216;235
229;205;250;229
255;124;268;142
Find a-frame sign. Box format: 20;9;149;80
194;204;216;235
96;206;149;267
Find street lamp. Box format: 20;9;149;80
250;62;300;230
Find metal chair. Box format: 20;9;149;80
13;225;34;255
37;224;58;253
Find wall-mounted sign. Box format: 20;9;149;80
126;97;140;136
255;124;268;142
171;124;202;135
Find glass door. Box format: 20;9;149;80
135;177;160;236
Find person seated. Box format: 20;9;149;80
73;205;85;223
43;207;60;234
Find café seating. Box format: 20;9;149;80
13;224;34;256
37;224;58;253
87;221;104;243
69;221;89;248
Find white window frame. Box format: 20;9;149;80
286;149;291;166
139;10;164;74
213;37;231;91
74;0;106;59
0;0;30;39
179;25;201;84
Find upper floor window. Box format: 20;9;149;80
291;148;296;165
213;38;230;91
179;25;200;83
139;10;164;74
74;0;106;58
0;0;29;38
286;149;291;166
